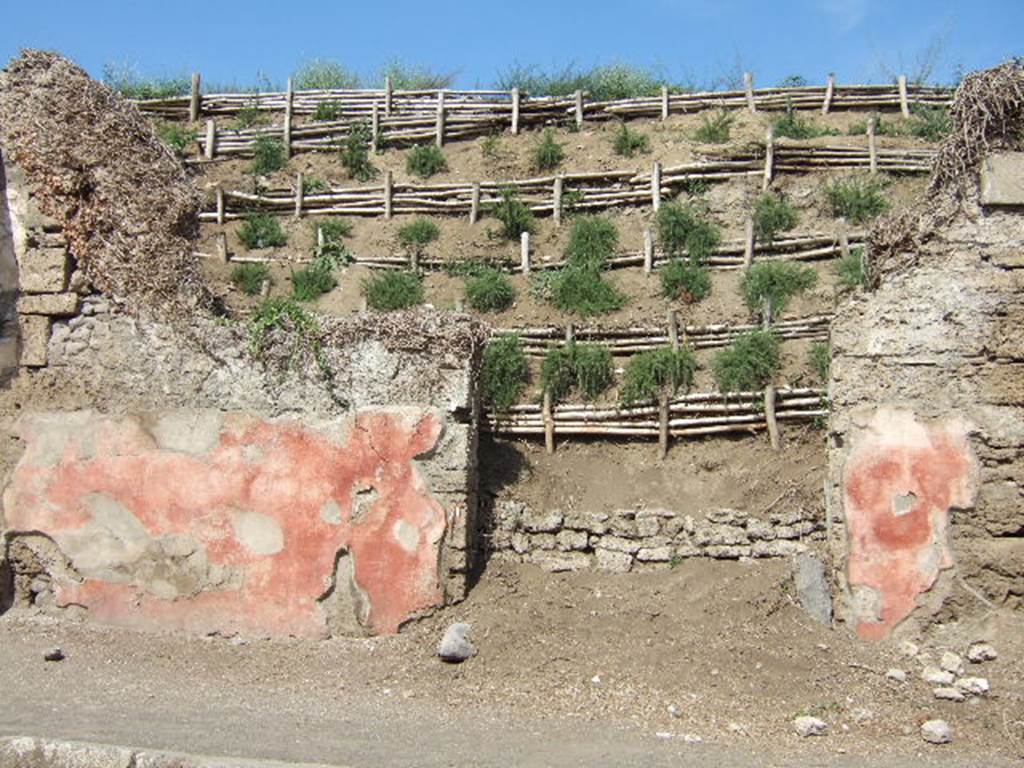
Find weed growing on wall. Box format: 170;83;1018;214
238;214;287;249
740;261;817;315
480;335;529;411
465;267;516;312
533;129;566;170
752;193;800;243
712;330;781;392
230;262;270;296
823;175;889;224
406;144;448;178
661;259;711;303
362;270;424;311
621;346;698;404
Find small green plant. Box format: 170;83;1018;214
315;218;353;243
481;133;502;160
155;121;194;155
565;215;618;270
907;106;951;141
824;175;889;224
230;262;270;296
443;259;502;278
693;110;734;143
250;135;287;175
543;267;626;317
406;144;448;178
249;296;317;354
238;214;287;249
772;105;836;140
656;200;721;262
397;217;440;252
661;259;711;303
541;343;613;401
611;122;650;157
712;330;781;392
621;346;698;404
361;270;424;311
847;114;898;136
379;59;456;90
303;176;329;195
465;267;516;312
752;192;800;243
740;261;817;315
480;335;529;411
490;189;536;240
561;188;586;214
533;129;565;170
313;101;341;121
293;59;361;90
235;104;264;130
340;121;377;181
495;63;675;100
291;254;337;302
836;248;867;289
809;342;830;383
102;63;190;99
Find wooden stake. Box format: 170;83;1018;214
743;217;755;268
284;78;294;158
822;73;835;114
360;296;368;312
204;119;216;160
658;390;670;459
565;322;575;344
651;161;662;212
384;170;393;219
867;117;878;175
216;232;228;263
643;227;654;275
411;249;420;272
455;298;465;312
762;126;774;191
839;231;850;261
511;88;520;135
543;390;555;454
435;90;446;147
215;185;225;225
384;75;393;116
520;231;531;275
294;172;304;218
744;72;756;114
189;72;201;122
897;74;910;118
764;384;780;450
660;85;669;121
316;226;325;256
371;102;380;153
553;176;563;226
574;90;584;129
259;279;271;299
762;295;773;329
667;310;679;351
470;182;481;224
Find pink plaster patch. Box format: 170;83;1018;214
843;408;976;639
2;409;447;637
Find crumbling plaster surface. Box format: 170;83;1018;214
829;199;1024;639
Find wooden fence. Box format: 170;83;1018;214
200;143;934;223
140;72;951;154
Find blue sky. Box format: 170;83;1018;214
2;0;1021;90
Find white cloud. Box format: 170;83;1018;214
816;0;869;32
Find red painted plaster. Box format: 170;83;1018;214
2;409;448;637
843;409;976;639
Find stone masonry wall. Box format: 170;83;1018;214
489;502;824;573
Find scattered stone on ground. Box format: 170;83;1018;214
940;651;964;675
792;554;832;625
667;704;682;718
885;668;906;683
955;677;990;696
921;719;952;745
437;622;476;663
933;687;966;702
792;716;828;737
967;642;998;663
899;641;920;659
42;647;64;662
922;666;955;686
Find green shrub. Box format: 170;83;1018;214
102;63;190;99
847;114;899;136
712;330;782;392
752;192;800;243
155;121;194;155
740;261;817;315
824;175;889;224
661;259;711;302
655;200;721;261
565;215;618;270
907;106;951;141
313;101;341;121
545;267;626;317
293;59;361;90
250;135;287;175
836;248;867;289
406;144;448;178
611;122;650;157
249;297;318;354
533;129;565;170
694;110;734;143
541;343;613;401
495;63;674;100
362;270;424;311
397;217;440;252
443;259;501;278
465;267;516;312
231;262;270;296
809;342;830;383
340;121;377;181
238;214;286;249
380;59;455;89
291;255;337;301
620;346;698;404
234;104;264;130
490;189;536;240
480;335;528;411
302;176;329;195
772;106;836;140
315;218;353;243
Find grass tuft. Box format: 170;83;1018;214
541;343;614;401
611;122;650;157
238;214;286;250
740;261;817;316
250;135;286;175
397;217;440;252
293;59;361;90
495;63;677;100
465;267;516;312
809;342;830;383
533;129;565;170
656;200;721;262
565;215;618;271
312;102;341;121
154;121;194;156
490;189;536;240
693;110;734;143
362;270;424;311
291;254;338;302
102;63;190;99
621;347;698;404
752;192;800;243
340;121;377;181
539;267;627;317
712;330;781;392
836;248;867;289
406;144;448;178
772;105;837;140
823;175;889;224
480;335;529;411
379;59;456;90
231;262;269;296
661;259;711;303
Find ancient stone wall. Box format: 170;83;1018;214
829;155;1024;639
488;502;824;572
